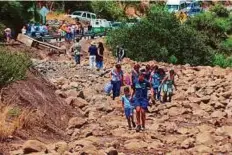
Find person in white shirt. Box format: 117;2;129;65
4;27;11;43
21;26;27;35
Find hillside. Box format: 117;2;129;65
0;38;230;155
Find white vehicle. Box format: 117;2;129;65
90;19;112;33
90;19;111;28
69;11;96;21
166;0;187;13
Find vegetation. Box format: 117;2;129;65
107;5;232;67
0;48;31;87
91;1;125;21
0;104;31;141
0;1;35;35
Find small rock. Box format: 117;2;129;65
65;89;79;97
200;96;211;103
54;141;68;154
181;138;195;149
55;90;67;98
196;145;212;153
211;110;227;118
105;147;118;155
77;91;85;99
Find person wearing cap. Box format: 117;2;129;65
161;69;177;102
69;38;82;65
4;27;11;43
88;41;98;69
110;64;124;100
131;72;150;132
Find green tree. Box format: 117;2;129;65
210;4;230;18
0;1;34;35
107;5;214;66
91;1;125;21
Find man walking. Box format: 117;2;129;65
116;45;125;64
69;38;82;65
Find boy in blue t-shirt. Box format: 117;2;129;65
121;87;136;130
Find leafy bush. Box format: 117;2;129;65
219;37;232;54
91;1;125;21
213;53;232;68
0;22;6;41
0;48;31;87
168;55;178;64
210;4;230;18
107;6;214;66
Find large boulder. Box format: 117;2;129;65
124;140;148;150
23;140;47;154
68;117;87;129
196;132;215;146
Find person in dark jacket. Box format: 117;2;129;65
96;42;104;70
88;41;98;69
116;45;125;64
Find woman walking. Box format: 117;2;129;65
110;64;124;100
96;42;104;70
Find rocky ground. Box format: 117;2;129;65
5;38;232;155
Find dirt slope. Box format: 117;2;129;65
0;69;79;154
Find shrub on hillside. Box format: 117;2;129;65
210;4;230;18
213;53;232;68
219;38;232;54
107;6;214;66
0;48;31;87
0;23;6;41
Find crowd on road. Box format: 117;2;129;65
108;63;177;132
21;21;92;43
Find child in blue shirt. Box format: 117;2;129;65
121;87;136;130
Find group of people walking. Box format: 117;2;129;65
69;38;104;70
109;63;177;132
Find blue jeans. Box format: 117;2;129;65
74;55;80;64
111;81;121;99
96;61;103;69
66;33;72;41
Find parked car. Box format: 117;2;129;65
90;19;112;34
166;0;188;13
186;0;202;16
69;11;96;21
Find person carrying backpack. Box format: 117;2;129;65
69;38;82;65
